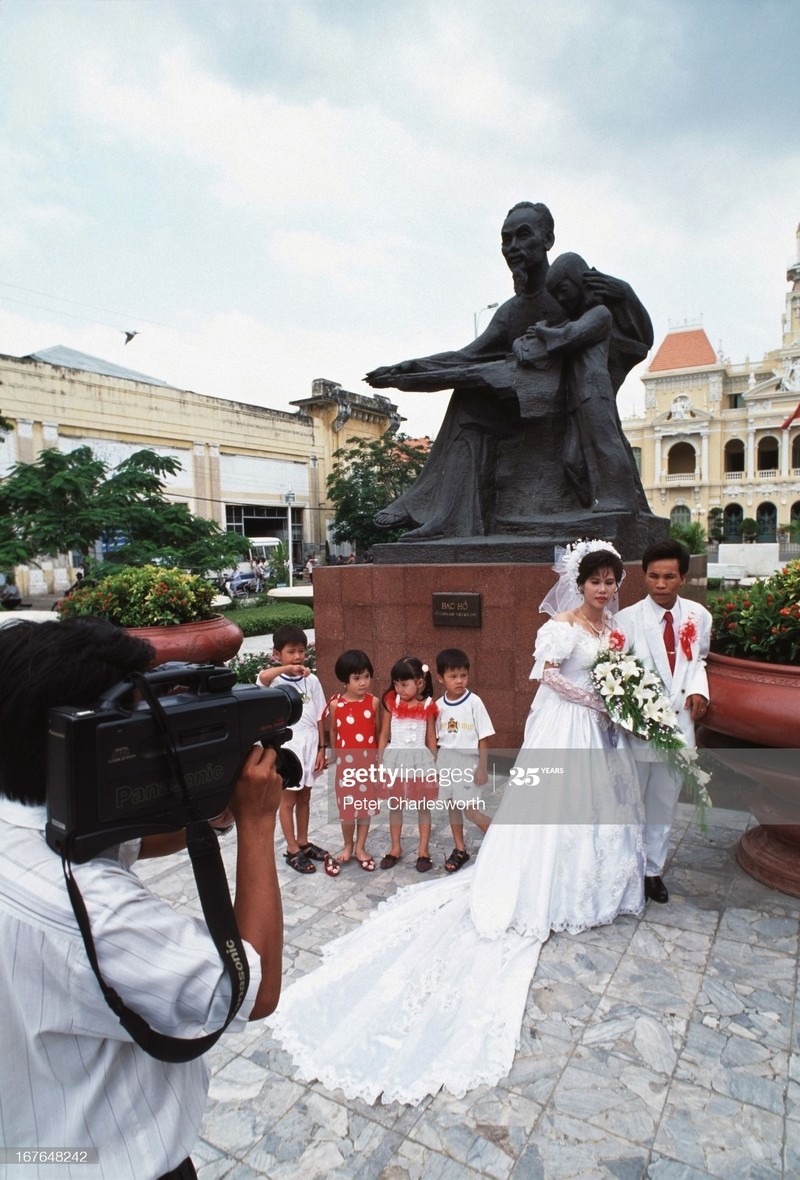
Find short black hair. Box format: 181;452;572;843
641;540;690;575
334;649;373;683
0;618;155;805
576;549;624;586
436;648;470;674
384;656;434;706
272;623;308;651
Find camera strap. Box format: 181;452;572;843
60;675;251;1063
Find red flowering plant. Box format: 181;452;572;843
709;558;800;666
56;565;217;627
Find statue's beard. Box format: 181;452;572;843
511;265;528;295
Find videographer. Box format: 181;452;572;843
0;618;284;1179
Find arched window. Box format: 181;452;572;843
670;505;691;527
792;436;800;472
723;503;743;541
757;436;779;473
790;501;800;525
756;502;777;542
724;439;745;474
666;442;696;475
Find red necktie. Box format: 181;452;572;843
663;610;676;674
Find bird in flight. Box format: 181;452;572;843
123;330;139;345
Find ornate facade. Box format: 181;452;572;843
622;224;800;541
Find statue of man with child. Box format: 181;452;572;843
365;201;666;558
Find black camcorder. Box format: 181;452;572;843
46;662;303;862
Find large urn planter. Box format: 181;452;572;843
126;614;244;667
702;652;800;896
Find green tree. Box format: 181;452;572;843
669;520;706;555
326;434;429;552
707;507;724;543
741;517;759;543
0;446;248;572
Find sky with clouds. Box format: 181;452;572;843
0;0;797;438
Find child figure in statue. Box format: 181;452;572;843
514;251;638;513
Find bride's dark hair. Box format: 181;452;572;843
576;549;623;586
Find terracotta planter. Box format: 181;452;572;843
705;651;800;748
126;614;244;667
702;651;800;895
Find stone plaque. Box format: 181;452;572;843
432;592;481;628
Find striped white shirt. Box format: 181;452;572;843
0;798;260;1180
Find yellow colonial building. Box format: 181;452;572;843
0;347;399;595
623;225;800;542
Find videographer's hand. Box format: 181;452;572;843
229;745;284;1020
229;745;282;824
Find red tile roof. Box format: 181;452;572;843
648;328;717;373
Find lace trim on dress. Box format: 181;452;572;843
382;692;438;720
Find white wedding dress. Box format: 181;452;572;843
268;622;644;1105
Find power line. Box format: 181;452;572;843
0;281;176;331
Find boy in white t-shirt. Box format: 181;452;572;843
435;648;494;873
257;624;338;877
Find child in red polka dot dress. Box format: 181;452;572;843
328;649;380;871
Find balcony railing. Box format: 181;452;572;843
723;471;744;480
663;472;698;484
756;469;779;480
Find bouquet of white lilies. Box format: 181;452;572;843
591;629;712;822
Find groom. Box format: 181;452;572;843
616;540;712;903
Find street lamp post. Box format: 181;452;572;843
473;302;498;338
284;491;295;588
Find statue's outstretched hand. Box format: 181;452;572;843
365;361;415;387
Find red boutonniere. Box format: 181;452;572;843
607;629;626;652
679;617;697;660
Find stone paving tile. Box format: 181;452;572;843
652;1079;783;1177
550;1050;670;1146
626;918;715;970
715;905;799;953
663;864;730;906
241;1087;404;1178
646;1157;722;1179
578;996;687;1076
784;1116;800;1177
514;1112;649;1177
139;797;800;1175
725;872;800;914
499;1027;577;1106
605;953;703;1021
403;1085;543;1180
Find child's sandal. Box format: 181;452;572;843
284;849;316;874
323;855;341;877
299;842;330;862
444;848;470;873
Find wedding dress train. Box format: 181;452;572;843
268;623;644;1105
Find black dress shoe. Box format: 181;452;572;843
645;875;669;904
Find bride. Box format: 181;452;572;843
268;541;644;1105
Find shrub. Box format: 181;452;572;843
56;565;216;626
709;559;800;665
220;601;313;637
227;644;317;684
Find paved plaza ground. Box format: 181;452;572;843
9;622;797;1176
137;789;800;1180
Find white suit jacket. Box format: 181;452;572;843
615;596;711;752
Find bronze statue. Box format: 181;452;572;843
366;202;654;543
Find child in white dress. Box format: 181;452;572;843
377;656;439;873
